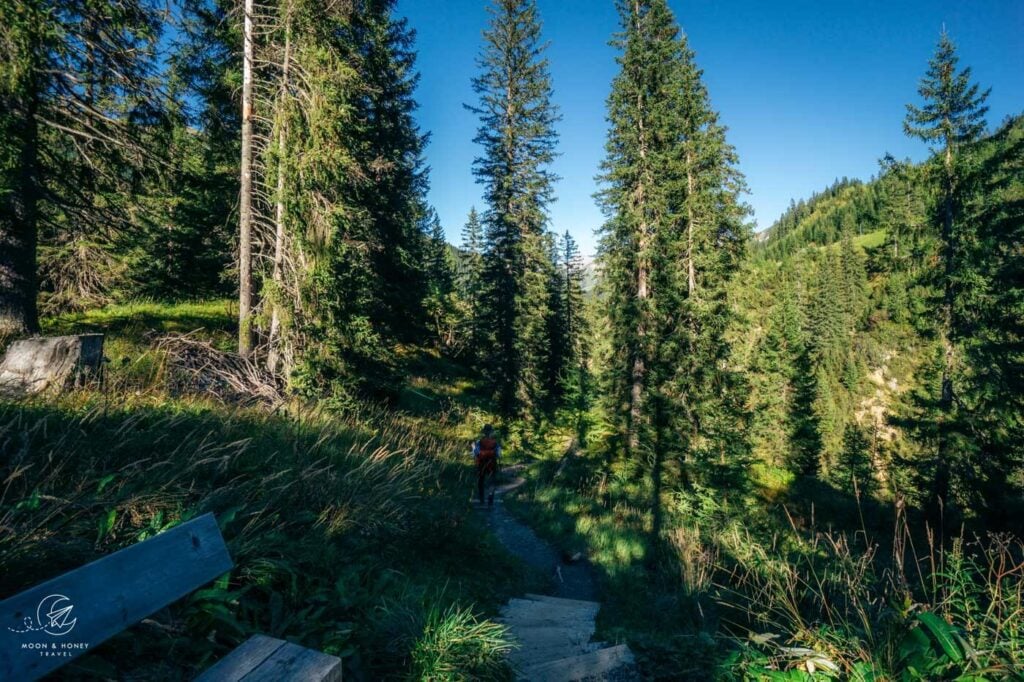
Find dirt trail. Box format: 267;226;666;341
475;464;638;681
480;465;596;600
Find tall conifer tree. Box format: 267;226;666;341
0;0;162;335
459;207;487;362
904;30;989;511
468;0;560;418
598;0;750;546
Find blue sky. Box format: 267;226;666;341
398;0;1024;257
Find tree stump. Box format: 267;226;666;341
0;334;104;398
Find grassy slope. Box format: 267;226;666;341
1;301;537;680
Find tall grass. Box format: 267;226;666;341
372;598;515;681
505;441;1024;680
1;302;520;679
716;506;1024;680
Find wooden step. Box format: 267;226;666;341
197;635;342;681
508;624;594;648
520;644;635;682
500;600;599;619
524;593;602;610
498;612;595;629
501;598;600;621
509;641;592;669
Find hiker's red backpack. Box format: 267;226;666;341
477;436;498;472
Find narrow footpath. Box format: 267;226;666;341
476;467;637;681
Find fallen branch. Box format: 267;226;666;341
152;332;285;408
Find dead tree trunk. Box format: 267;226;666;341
267;14;291;375
238;0;255;358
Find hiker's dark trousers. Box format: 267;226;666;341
477;457;496;502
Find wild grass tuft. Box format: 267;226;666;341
394;601;515;681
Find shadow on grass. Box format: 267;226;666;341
0;394;524;680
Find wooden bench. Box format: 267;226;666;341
0;513;342;681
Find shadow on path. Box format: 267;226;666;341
477;464;596;601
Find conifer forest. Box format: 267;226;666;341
1;1;1022;680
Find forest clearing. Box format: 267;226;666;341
1;0;1022;680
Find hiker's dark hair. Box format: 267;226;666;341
483;424;494;435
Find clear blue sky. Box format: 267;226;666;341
397;0;1024;257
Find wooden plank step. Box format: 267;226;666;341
508;624;594;648
497;612;596;629
502;597;600;618
508;637;610;668
0;513;232;681
521;644;635;682
197;634;342;681
523;593;602;610
509;641;592;669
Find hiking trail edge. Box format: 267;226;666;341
477;465;638;681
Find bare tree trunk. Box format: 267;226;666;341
238;0;255;358
0;82;41;337
934;142;956;510
648;391;665;567
267;15;291;375
630;260;647;457
686;152;697;297
627;3;648;459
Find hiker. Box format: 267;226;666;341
473;424;501;506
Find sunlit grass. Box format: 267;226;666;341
43;299;236;350
853;228;887;249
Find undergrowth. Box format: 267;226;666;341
506;438;1024;680
0;301;522;680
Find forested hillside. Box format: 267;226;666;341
1;0;1021;680
741;114;1024;523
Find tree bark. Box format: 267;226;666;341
686;152;697;297
934;142;956;508
0;81;41;337
238;0;255;358
267;16;291;375
627;2;648;458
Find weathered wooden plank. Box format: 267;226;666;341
0;513;233;681
195;635;286;682
520;643;634;682
241;640;343;682
508;624;593;648
523;594;602;610
504;596;600;613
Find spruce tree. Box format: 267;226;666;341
354;2;431;343
597;0;683;461
468;0;560;418
560;232;590;434
0;0;162;334
904;30;990;512
598;0;751;547
423;208;459;349
458;207;487;362
954;116;1024;524
543;234;568;414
